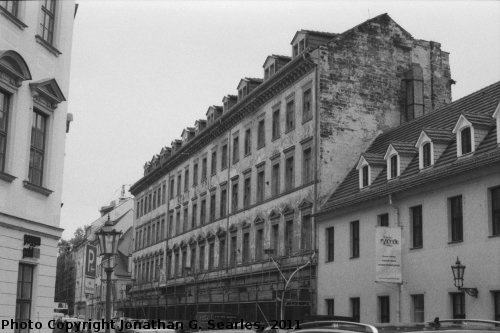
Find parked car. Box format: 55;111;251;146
291;321;378;333
377;319;500;333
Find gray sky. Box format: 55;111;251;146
61;0;500;239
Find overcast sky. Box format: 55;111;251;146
61;0;500;239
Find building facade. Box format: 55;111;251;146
316;82;500;322
129;14;453;322
0;1;75;332
71;196;134;320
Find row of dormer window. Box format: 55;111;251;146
357;112;498;189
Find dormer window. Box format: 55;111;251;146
292;39;306;57
422;142;432;168
389;155;398;179
362;165;369;187
460;127;472;155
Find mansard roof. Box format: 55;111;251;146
318;81;500;217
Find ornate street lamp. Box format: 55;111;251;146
95;215;122;333
451;257;478;297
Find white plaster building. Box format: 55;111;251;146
315;82;500;323
0;1;75;332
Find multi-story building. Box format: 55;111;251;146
0;1;75;331
72;196;134;320
54;243;76;316
315;82;500;322
129;14;453;322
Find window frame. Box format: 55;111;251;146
325;226;334;262
272;107;280;141
378;295;390;323
410;205;423;249
449;195;463;243
28;110;48;187
350;220;359;259
451;292;466;319
285;97;295;132
257;119;265;149
411;294;425;323
0;89;11;174
491;186;500;236
39;0;57;45
302;87;313;123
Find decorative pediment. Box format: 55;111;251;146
268;209;280;220
253;215;265;225
179;240;187;248
384;142;416;160
30;78;66;110
452;114;473;134
197;233;206;243
281;205;294;216
0;50;32;87
206;230;215;240
216;227;226;238
229;224;238;233
493;102;500;144
298;199;313;210
241;220;251;229
188;236;197;245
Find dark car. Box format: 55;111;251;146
377;319;500;333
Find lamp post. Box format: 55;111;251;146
265;249;315;321
451;257;478;297
95;215;122;333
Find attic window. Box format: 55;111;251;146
422;142;432;168
292;38;306;58
389;155;399;179
460;127;472;155
362;165;369;188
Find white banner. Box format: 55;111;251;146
84;277;95;295
375;227;402;283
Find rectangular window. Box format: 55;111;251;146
285;155;294;191
255;228;264;260
301;214;312;250
411;205;423;248
176;211;181;235
232;181;239;213
244;128;251;156
219;238;226;268
449;195;463;242
170;178;175;199
201;157;207;181
39;0;56;45
211;150;217;176
326;299;334;316
242;232;250;263
168;212;173;238
491;186;500;236
271;224;279;255
191;203;197;229
272;108;280;140
461;127;472;155
257;119;265;148
493;291;500;321
161;218;165;239
147;225;151;246
230;235;237;267
233;135;239;164
183;207;188;231
378;213;389;227
162;181;166;204
209;193;216;222
15;264;33;333
271;162;280;196
184;169;189;191
0;1;19;16
200;198;206;225
174;252;180;276
199;245;205;271
350;220;359;258
157;186;162;207
177;174;182;196
257;169;265;203
302;147;312;184
302;88;312;122
181;250;187;275
326;226;334;262
412;294;424;322
220;187;227;218
167;254;172;278
285;219;294;256
221;144;228;170
28;111;47;186
422;142;432;167
152;191;157;210
0;91;9;172
208;243;214;270
193;163;198;186
244;175;251;208
151;223;156;244
286;99;295;132
379;296;390;323
351;297;360;322
451;293;465;319
362;165;369;187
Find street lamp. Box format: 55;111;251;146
451;257;478;297
95;215;122;333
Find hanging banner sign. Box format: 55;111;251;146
85;245;97;278
375;227;402;283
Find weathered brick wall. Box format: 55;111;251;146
316;14;453;205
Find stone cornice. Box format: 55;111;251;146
130;54;316;195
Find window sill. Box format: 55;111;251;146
244;152;251;158
488;234;500;239
447;240;463;245
220;166;228;172
0;7;27;29
349;256;360;260
302;117;312;125
285;127;295;134
35;35;62;57
0;171;16;183
409;246;423;251
23;180;53;196
272;136;281;142
257;144;265;150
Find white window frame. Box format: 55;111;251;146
452;115;475;157
384;145;400;180
356;156;371;189
415;131;435;169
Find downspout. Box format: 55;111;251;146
388;193;402;323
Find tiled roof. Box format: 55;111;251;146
362;153;385;166
389;141;417;155
317;81;500;216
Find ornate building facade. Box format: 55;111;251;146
0;1;75;332
129;14;454;322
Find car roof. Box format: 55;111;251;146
295;321;378;333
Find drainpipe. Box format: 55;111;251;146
388;194;402;323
